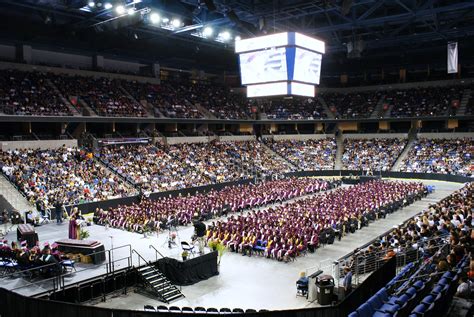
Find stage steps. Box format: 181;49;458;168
137;265;184;303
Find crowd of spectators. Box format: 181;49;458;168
52;74;147;117
120;80;204;118
98;140;294;193
0;69;71;116
384;86;463;117
323;91;382;118
342;138;408;171
0;146;134;206
206;180;426;261
264;138;336;170
96;178;331;231
349;181;472;276
399;138;473;176
262;97;328;120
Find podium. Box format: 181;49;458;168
17;224;38;248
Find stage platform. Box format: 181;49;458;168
1;179;464;310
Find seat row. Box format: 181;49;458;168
144;305;266;314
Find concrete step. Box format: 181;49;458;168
0;175;34;213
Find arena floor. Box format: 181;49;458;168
2;179;465;310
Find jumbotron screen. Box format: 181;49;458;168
235;32;325;97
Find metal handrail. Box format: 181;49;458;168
131;249;151;268
149;245;165;261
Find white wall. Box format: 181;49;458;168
31;49;92;69
166;136;217;144
0;44;15;61
343;133;408;139
417;132;474;139
263;134;334;141
0;139;78;151
219;135;256;142
103;58;145;74
0;61;161;84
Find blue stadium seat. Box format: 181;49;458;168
437;278;449;286
356;303;373;316
413;280;425;290
441;271;454;280
405;287;418;297
411;303;427;315
348;312;358;317
377;303;400;314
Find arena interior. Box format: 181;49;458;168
0;1;473;317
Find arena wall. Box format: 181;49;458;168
263;134;333;141
343;133;408;139
0;139;78;151
417;132;474;139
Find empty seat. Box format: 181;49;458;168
194;307;206;312
219;307;232;313
356;303;373;316
232;308;245;313
144;305;156;311
412;303;427;315
207;307;219;314
156;305;169;312
348;312;359;317
169;306;181;313
245;309;257;313
181;306;194;314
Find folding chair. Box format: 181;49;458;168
181;241;196;257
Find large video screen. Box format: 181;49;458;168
293;48;322;85
239;47;288;85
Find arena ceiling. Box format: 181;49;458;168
1;0;474;71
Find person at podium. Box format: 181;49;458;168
68;209;79;240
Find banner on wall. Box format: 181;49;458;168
447;42;458;74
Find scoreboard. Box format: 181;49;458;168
235;32;325;97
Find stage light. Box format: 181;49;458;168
150;13;160;24
162;17;169;23
127;7;135;15
235;35;241;41
203;26;213;37
220;31;231;41
171;19;181;28
88;1;95;7
115;5;125;15
104;2;112;9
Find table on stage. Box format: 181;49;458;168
17;224;39;248
55;239;106;264
155;251;219;285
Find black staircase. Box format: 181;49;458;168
137;265;185;303
133;249;184;303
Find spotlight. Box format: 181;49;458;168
88;1;95;7
220;31;231;41
162;17;170;23
235;35;241;41
104;2;112;9
203;26;213;37
127;7;135;15
150;13;160;24
115;5;125;15
171;19;181;28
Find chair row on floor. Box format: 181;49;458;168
349;256;469;317
0;258;76;278
144;305;267;314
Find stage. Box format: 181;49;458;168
1;179;463;310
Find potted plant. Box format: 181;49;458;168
181;250;189;261
79;228;90;240
215;241;227;266
208;240;218;251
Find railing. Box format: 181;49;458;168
2;243;133;297
149;245;165;262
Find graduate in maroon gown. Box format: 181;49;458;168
68;211;79;240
